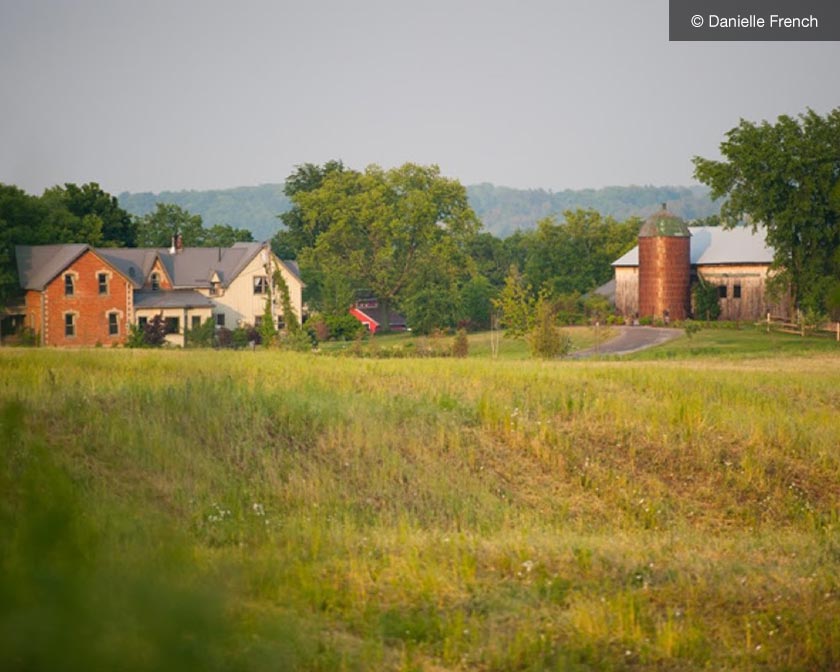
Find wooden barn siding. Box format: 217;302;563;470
696;264;786;321
614;267;638;317
616;263;791;321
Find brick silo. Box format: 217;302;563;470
638;204;691;321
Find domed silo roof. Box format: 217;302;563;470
639;203;690;238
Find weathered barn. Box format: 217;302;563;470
613;210;788;321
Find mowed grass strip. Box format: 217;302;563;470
1;346;839;670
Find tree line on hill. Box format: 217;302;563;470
118;181;720;243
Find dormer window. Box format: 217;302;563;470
151;272;160;291
209;272;221;296
64;273;75;296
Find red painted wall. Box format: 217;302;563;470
349;307;378;333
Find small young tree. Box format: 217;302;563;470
185;318;215;348
529;295;571;359
451;328;469;358
492;265;535;338
259;296;277;347
273;269;300;333
126;315;167;348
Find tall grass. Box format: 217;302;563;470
2;347;839;670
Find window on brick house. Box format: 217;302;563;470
64;274;75;296
64;313;75;337
108;313;119;336
98;273;108;295
253;276;268;294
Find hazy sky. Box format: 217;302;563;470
1;0;838;195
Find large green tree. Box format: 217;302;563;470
522;209;639;296
202;223;254;247
1;185;46;304
693;108;840;312
296;163;480;331
1;182;134;306
135;204;205;247
55;182;136;247
271;160;345;259
134;204;252;248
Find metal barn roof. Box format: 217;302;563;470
612;226;774;267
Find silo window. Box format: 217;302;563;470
733;284;742;299
717;285;728;299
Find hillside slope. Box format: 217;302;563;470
2;349;838;670
119;183;719;241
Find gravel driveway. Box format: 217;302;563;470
572;326;683;358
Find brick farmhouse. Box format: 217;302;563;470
15;240;303;347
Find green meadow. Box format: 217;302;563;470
2;333;839;670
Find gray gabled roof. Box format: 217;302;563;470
150;242;264;289
134;289;215;309
612;226;774;267
16;244;91;290
282;259;302;283
94;247;160;289
17;242;298;292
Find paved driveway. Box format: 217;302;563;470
572;326;683;358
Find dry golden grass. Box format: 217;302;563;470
1;345;839;670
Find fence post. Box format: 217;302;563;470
766;312;770;334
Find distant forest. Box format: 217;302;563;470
119;183;719;242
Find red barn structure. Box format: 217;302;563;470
349;298;408;334
637;204;691;321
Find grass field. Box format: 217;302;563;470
1;334;839;670
317;326;614;360
623;324;840;360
